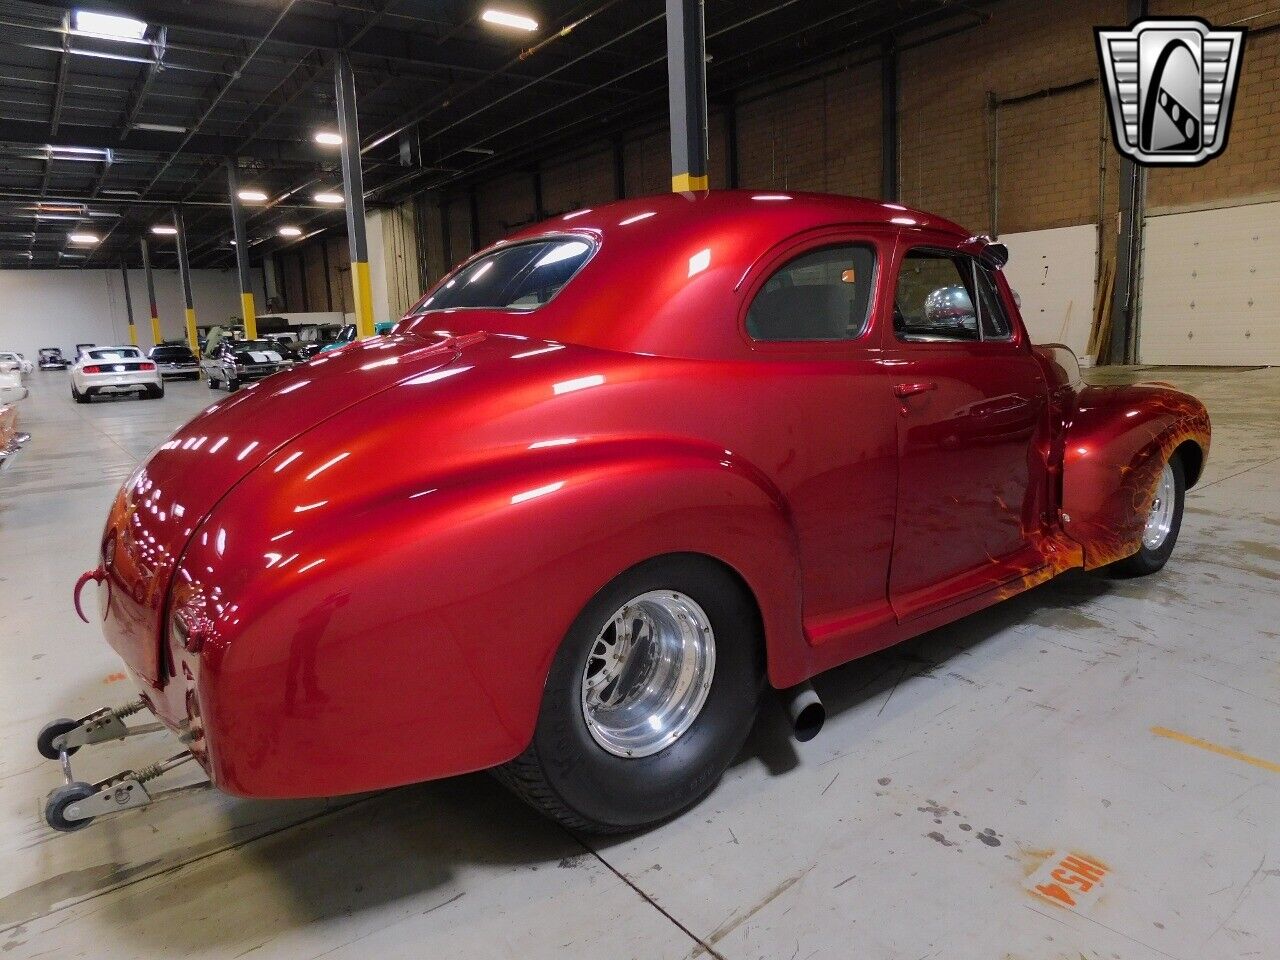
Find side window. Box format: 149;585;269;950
974;265;1012;340
746;244;876;342
894;249;979;342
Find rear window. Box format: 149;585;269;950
152;347;194;360
88;349;142;361
413;238;593;313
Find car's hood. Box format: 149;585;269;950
100;329;470;682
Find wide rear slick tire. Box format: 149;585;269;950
496;555;764;834
1106;454;1186;577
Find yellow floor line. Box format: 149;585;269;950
1151;726;1280;775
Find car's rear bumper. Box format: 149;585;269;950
157;366;200;379
79;372;162;393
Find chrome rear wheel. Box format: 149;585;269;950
580;591;715;758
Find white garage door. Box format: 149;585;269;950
1001;224;1098;359
1140;201;1280;366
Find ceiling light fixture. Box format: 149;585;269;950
313;191;344;204
237;189;268;202
73;9;148;40
133;122;188;133
278;226;302;238
151;224;177;235
481;9;538;31
314;131;342;146
68;232;99;243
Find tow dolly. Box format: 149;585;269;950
37;700;202;832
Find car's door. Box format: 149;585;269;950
884;237;1049;621
738;228;899;659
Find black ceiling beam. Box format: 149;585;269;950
0;117;333;164
26;0;624;92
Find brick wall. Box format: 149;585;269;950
413;0;1279;291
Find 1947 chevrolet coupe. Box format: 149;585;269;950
39;191;1209;834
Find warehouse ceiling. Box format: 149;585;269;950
0;0;990;269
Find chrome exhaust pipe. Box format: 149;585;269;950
781;681;825;742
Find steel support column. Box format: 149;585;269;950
120;261;137;346
881;39;899;201
139;238;161;346
666;0;709;193
225;160;258;339
1108;0;1148;365
336;52;374;337
173;207;198;353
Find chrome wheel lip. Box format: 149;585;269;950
580;590;716;759
1143;462;1176;550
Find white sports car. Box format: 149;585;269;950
0;359;28;405
0;351;33;378
70;346;163;403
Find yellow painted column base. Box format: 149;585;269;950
150;317;163;345
351;260;375;338
128;324;138;346
241;292;258;340
672;173;709;193
184;307;198;354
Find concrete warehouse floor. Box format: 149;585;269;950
1;365;1278;960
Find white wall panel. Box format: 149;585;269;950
1140;202;1280;366
1000;224;1098;359
0;267;265;360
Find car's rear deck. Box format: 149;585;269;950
2;365;1278;959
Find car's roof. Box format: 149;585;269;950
506;190;969;246
406;190;975;360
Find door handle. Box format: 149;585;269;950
893;381;937;399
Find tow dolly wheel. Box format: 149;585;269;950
37;718;80;761
45;781;96;832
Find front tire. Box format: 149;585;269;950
1106;455;1185;577
496;555;764;833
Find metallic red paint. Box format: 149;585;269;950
87;191;1209;799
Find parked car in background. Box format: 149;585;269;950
261;332;303;363
0;358;28;404
0;399;29;472
293;323;343;360
38;347;71;370
317;323;357;353
0;351;32;377
203;337;290;391
70;346;162;402
52;192;1210;835
148;343;201;380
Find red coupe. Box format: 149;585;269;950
41;191;1209;834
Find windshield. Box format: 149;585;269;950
87;348;142;361
413;237;593;314
152;347;195;360
233;340;281;352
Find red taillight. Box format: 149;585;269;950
140;362;156;371
83;364;103;373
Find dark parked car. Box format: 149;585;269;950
202;337;290;391
148;344;201;380
38;348;70;370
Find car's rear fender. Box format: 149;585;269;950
1060;383;1210;568
171;435;803;798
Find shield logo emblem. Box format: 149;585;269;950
1096;17;1246;167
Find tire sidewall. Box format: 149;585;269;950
531;555;763;829
1131;454;1186;571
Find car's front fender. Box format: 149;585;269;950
1061;383;1210;568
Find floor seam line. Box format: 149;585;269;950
568;829;729;960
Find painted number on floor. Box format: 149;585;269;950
1026;852;1109;912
